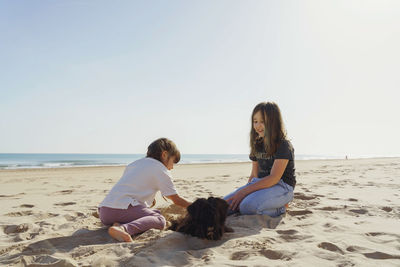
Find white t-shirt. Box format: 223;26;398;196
99;157;178;209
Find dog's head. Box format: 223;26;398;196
181;197;229;240
187;197;228;224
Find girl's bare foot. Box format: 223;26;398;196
108;223;133;242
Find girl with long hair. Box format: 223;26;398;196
224;102;296;217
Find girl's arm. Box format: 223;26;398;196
228;159;289;211
166;194;191;208
248;161;259;183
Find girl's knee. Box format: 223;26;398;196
287;191;294;202
98;211;112;226
239;200;257;215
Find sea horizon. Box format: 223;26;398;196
0;153;399;170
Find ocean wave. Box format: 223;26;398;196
1;163;127;170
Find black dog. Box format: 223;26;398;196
169;197;233;240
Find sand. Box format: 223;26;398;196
0;158;399;266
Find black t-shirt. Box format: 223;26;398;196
249;139;296;188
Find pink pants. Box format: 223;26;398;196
99;204;166;235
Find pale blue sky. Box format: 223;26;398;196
1;0;399;157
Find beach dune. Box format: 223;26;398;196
1;158;399;266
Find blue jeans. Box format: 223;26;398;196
223;178;294;217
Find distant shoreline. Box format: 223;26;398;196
1;156;399;171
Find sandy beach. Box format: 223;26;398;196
0;158;399;266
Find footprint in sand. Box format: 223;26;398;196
34;212;59;220
381;207;392;212
276;229;311;241
318;242;344;255
287;210;313;216
294;192;321;201
348;198;358;202
347;245;400;260
19;204;34;208
346;245;364;252
230;251;251;260
47;190;74;196
0;193;26;199
366;232;386;237
36;221;52;227
349;208;368;215
354;221;367;225
363;251;400;260
321;223;342;232
276;229;298;235
317;206;341;211
259;249;293;260
4;223;31;234
365;232;400;245
54;202;76;206
58;190;73;194
5;210;34;217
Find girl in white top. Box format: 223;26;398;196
99;138;191;242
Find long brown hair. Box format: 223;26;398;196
250;102;287;157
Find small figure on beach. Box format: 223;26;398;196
98;138;191;242
224;102;296;217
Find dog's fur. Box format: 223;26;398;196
169;197;233;240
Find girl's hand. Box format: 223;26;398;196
247;177;257;184
226;189;247;211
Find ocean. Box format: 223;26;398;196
0;153;354;170
0;153;249;169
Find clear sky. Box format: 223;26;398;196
1;0;399;157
